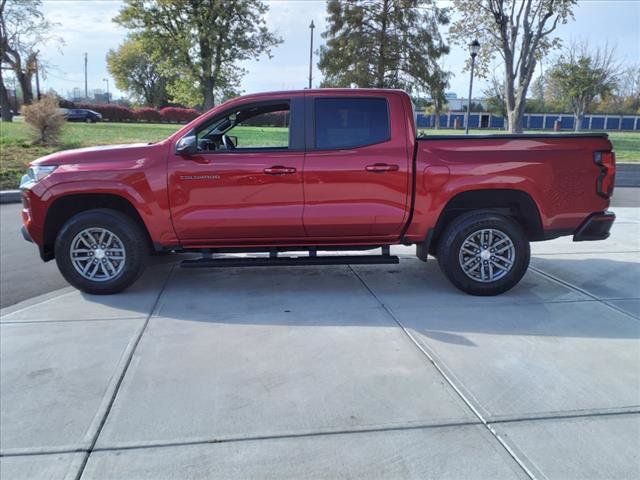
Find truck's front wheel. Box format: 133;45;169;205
437;211;530;296
55;209;148;294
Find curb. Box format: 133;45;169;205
1;164;638;205
0;190;21;204
615;163;640;187
0;286;75;319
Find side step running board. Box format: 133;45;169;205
181;252;399;269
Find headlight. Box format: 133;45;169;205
20;165;57;187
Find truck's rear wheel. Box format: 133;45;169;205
55;209;148;294
437;211;530;295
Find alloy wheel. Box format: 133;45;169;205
69;227;126;281
458;228;515;283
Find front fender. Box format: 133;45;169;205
27;180;178;247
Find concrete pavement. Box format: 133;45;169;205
0;203;70;308
1;207;639;479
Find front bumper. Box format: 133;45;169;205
573;211;615;241
21;225;33;243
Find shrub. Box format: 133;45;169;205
21;95;66;145
160;107;200;123
134;107;162;123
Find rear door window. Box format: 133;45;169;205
314;98;390;150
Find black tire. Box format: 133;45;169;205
436;210;530;296
54;209;149;294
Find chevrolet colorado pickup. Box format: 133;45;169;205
20;89;616;296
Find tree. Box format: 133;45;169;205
114;0;281;110
107;37;171;107
483;74;507;117
318;0;450;96
547;43;619;131
450;0;576;133
425;69;450;129
0;0;58;113
593;64;640;115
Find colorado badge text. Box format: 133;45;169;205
180;175;221;180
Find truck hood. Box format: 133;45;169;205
31;143;161;166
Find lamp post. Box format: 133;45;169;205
465;39;480;135
308;20;315;89
103;78;110;103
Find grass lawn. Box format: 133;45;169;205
1;120;638;190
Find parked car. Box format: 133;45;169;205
19;89;616;295
64;108;102;123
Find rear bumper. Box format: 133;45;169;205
573;211;615;241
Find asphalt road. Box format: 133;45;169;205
1;187;638;309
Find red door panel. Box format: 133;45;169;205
302;93;411;237
303;145;410;236
169;151;304;240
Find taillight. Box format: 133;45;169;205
594;151;615;198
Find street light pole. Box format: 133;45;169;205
103;78;109;103
308;20;315;89
84;53;88;99
465;39;480;135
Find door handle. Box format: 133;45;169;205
365;163;399;173
264;166;297;175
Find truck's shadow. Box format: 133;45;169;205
83;256;640;343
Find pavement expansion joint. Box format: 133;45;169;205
0;419;480;459
532;250;640;255
488;407;640;424
0;316;147;325
529;265;640;321
7;407;635;459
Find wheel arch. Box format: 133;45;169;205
428;188;543;255
42;193;153;261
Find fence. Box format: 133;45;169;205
417;112;640;131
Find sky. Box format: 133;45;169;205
24;0;640;101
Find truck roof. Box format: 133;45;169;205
236;88;408;100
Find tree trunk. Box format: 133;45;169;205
0;69;14;122
506;110;523;133
201;75;215;111
506;90;526;133
574;113;583;132
16;71;34;105
375;0;389;88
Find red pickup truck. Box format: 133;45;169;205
20;88;616;296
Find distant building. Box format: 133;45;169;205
93;92;110;104
422;92;489;112
446;97;489;111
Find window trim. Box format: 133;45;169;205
309;96;391;151
193;99;300;154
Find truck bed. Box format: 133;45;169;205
417;132;609;141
